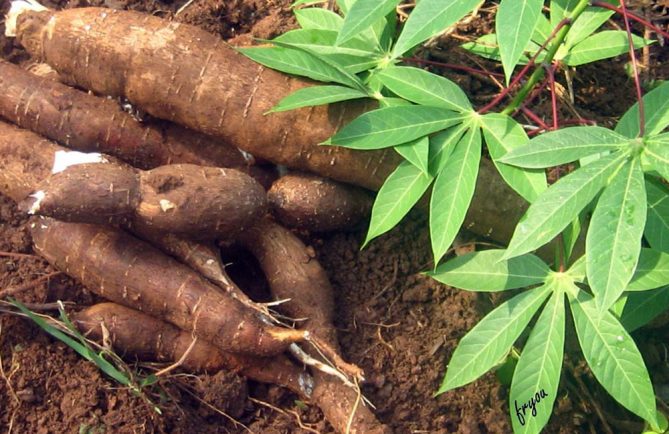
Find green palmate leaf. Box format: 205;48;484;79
430;127;481;265
269;85;368;112
645;178;669;253
481;113;547;202
617;81;669;138
291;0;314;7
364;161;433;246
274;29;382;73
377;66;472;112
500;126;630;169
620;286;669;332
497;0;543;84
510;289;565;434
551;0;580;29
587;159;646;311
392;0;481;58
563;31;651;67
328;106;463;150
645;137;669;181
294;8;343;31
238;46;360;87
428;249;550;292
569;287;657;426
438;284;552;393
531;13;552;44
504;152;627;260
563;215;584;264
394;136;429;174
563;5;615;48
428;123;470;176
462;34;542;65
336;0;400;45
627;248;669;291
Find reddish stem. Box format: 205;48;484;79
591;0;669;40
547;65;559;130
479;18;571;114
521;107;550;130
401;57;505;78
619;0;646;136
560;118;598;126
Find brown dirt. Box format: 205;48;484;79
0;0;668;433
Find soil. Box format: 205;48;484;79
0;1;668;433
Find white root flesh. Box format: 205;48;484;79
52;150;108;174
5;0;47;37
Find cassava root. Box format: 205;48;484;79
75;302;314;397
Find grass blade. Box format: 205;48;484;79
587;159;646;311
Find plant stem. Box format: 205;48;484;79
547;64;559;130
619;0;646;137
520;107;549;130
591;0;669;40
500;0;592;116
479;13;573;115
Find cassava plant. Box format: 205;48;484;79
241;0;669;432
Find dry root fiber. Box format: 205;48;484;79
240;218;390;434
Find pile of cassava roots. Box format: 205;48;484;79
0;2;526;432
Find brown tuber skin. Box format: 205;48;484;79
240;218;390;434
14;7;399;191
268;173;373;232
13;7;533;248
31;218;307;357
0;59;249;171
22;162;268;239
0;120;258;298
75;303;313;396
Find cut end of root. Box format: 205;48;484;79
5;0;48;37
52;150;108;174
20;190;45;215
269;327;309;343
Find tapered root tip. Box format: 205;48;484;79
5;0;48;37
